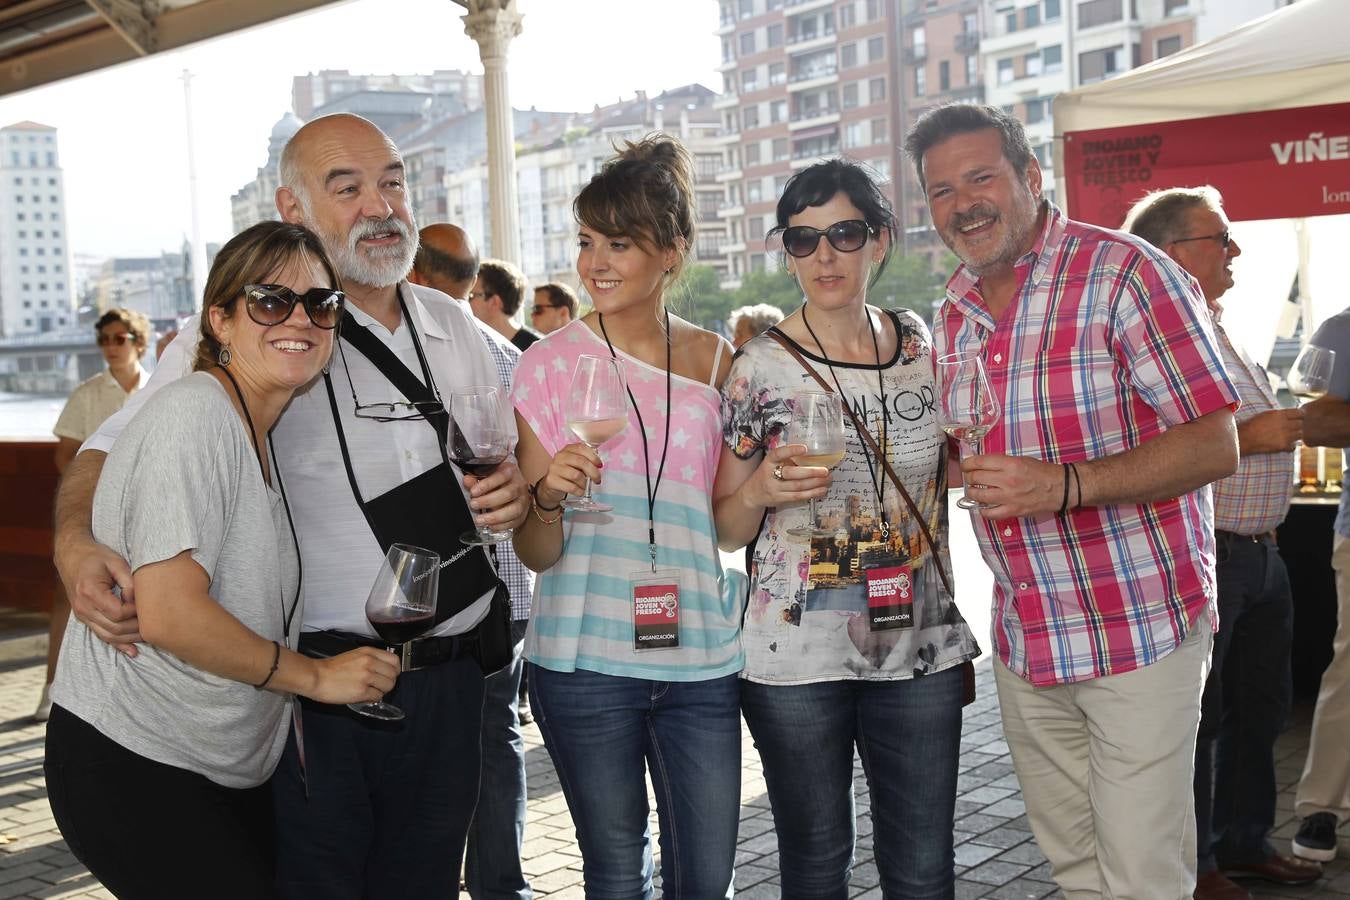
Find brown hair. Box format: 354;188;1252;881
535;282;579;317
94;307;152;359
477;258;528;316
573;134;696;281
193;221;342;372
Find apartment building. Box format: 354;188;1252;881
0;122;74;337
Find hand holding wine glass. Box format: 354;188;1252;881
563;354;629;513
785;391;845;539
348;543;439;721
1287;345;1336;404
936;351;1001;510
449;386;513;545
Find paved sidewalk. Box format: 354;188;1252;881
0;619;1345;898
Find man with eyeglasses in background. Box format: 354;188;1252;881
52;113;530;898
1128;186;1320;899
529;282;578;336
411;220;536;900
470;258;538;352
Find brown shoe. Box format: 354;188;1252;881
1221;852;1323;885
1194;871;1251;899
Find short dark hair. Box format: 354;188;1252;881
414;241;478;287
903;103;1035;190
767;158;897;284
1122;186;1223;249
535;282;578;317
94;307;151;358
477;259;528;316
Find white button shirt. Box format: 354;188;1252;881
88;283;510;637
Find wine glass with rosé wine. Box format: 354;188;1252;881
562;354;629;513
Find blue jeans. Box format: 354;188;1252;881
271;655;485;900
465;620;531;900
741;666;966;900
529;665;741;900
1195;532;1293;871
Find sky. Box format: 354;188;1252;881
0;0;722;262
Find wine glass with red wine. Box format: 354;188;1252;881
347;543;440;721
449;385;513;546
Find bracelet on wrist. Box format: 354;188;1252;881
254;640;281;690
529;476;562;512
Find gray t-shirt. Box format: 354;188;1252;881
1309;310;1350;538
52;373;300;789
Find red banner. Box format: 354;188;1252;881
1062;102;1350;228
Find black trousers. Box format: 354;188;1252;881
44;704;279;900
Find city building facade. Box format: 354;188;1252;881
0;122;74;337
292;69;483;121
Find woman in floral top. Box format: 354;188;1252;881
713;158;980;898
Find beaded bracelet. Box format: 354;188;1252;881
254;640;281;690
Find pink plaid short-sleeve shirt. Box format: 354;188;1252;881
933;203;1239;687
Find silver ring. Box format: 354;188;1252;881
772;463;785;481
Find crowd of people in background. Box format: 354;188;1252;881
37;102;1350;900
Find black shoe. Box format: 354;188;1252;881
1292;812;1339;862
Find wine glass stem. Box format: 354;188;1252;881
807;497;818;527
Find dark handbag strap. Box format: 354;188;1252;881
765;327;953;598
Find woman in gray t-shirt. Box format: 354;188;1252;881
44;222;400;898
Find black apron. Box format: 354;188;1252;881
320;298;512;673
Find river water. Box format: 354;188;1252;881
0;392;64;440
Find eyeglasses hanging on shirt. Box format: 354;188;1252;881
335;337;448;423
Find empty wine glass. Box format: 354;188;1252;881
449;386;512;546
936;351;1001;510
785;391;845;539
1287;345;1336;404
349;543;440;721
563;354;629;512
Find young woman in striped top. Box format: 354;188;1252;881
510;135;742;898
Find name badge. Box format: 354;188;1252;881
631;568;681;650
866;564;914;632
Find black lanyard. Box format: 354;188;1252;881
597;310;672;571
217;366;303;640
799;305;890;535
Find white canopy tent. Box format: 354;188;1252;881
1052;0;1350;364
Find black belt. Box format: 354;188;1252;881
1215;529;1276;545
299;629;475;673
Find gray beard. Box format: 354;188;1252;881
302;204;419;290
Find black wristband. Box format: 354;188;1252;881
254;640;281;690
529;476;562;512
1069;462;1083;510
1058;463;1070;516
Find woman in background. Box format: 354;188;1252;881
37;307;153;721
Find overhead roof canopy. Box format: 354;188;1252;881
0;0;346;99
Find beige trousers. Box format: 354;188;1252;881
1295;534;1350;819
994;613;1212;900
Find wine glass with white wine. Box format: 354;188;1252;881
785;391;846;539
1287;345;1336;404
936;351;1001;510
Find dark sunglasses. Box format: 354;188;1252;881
1172;230;1231;250
530;304;565;316
243;284;345;329
97;333;138;347
781;219;876;258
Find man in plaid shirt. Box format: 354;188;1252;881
904;104;1239;899
1127;187;1319;899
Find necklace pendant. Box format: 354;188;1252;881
880;519;890;541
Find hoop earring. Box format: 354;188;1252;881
218;344;232;367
